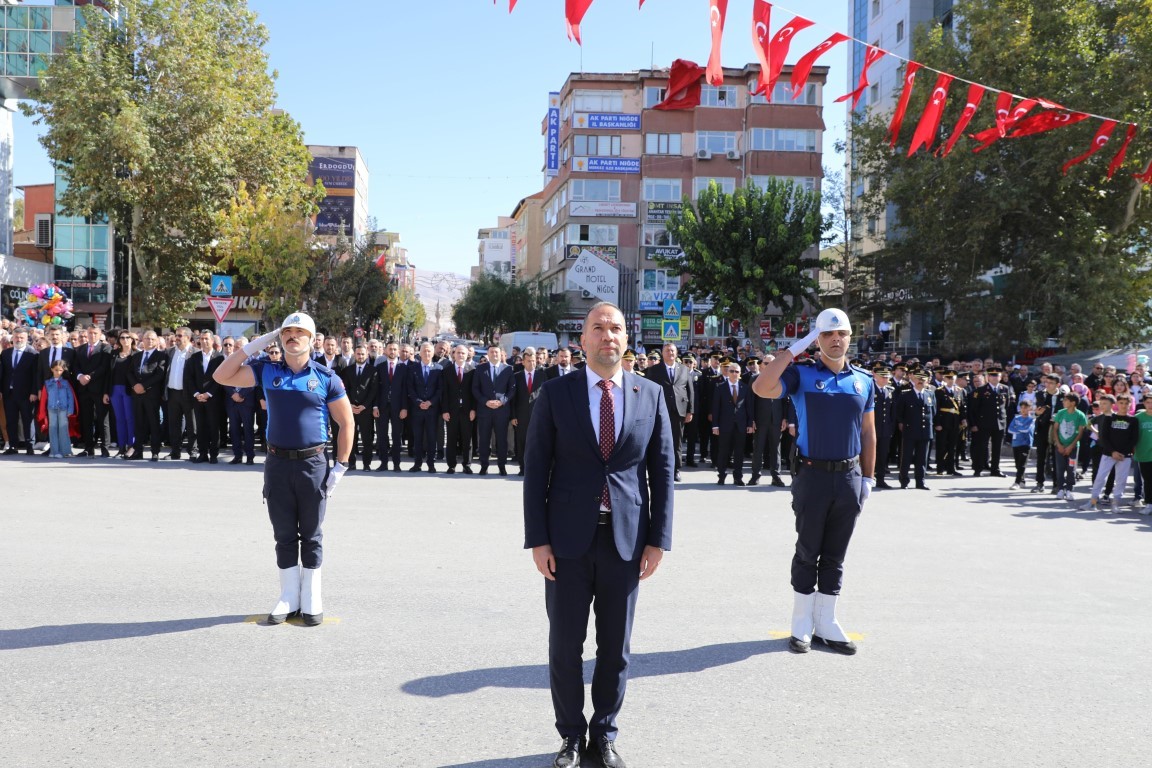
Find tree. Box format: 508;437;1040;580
451;273;569;345
25;0;316;327
853;0;1152;353
820;166;874;316
303;230;394;338
379;285;425;341
657;180;826;339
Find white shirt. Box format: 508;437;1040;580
586;367;624;444
168;345;189;389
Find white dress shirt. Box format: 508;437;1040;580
168;346;188;389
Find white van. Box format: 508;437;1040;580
498;331;560;357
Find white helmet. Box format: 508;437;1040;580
280;311;316;338
814;308;851;333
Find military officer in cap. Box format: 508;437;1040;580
620;349;637;374
895;368;935;489
872;365;897;489
934;370;966;476
970;366;1014;477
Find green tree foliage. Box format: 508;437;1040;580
303;231;394;338
25;0;316;327
379;285;425;341
452;273;569;345
854;0;1152;353
657;180;825;336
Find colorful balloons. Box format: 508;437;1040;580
16;283;74;329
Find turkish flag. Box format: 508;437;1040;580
907;73;954;156
374;251;388;269
1061;120;1117;175
1107;124;1138;178
750;1;771;92
509;0;517;11
790;33;849;100
1135;158;1152;185
937;83;985;157
566;0;595;44
655;59;707;110
836;45;885;108
887;62;921;148
706;0;730;86
971;97;1038;152
1005;109;1088;139
763;15;816;93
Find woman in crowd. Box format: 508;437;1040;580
107;329;137;458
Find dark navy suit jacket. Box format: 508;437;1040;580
406;362;443;412
374;357;411;417
472;362;516;416
523;367;674;562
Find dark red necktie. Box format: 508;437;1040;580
598;379;615;510
527;372;533;394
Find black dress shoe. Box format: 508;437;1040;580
229;456;243;465
771;474;786;487
193;456;209;464
25;447;34;456
100;448;110;458
814;634;858;655
462;465;474;475
875;479;892;489
900;483;909;489
733;477;746;486
446;467;456;474
674;470;682;481
552;736;585;768
498;466;508;476
973;471;983;477
593;736;627;768
426;465;437;473
2;447;18;455
717;475;726;485
686;460;698;467
748;474;760;486
949;471;964;477
408;464;422;473
77;449;92;457
149;454;160;462
392;462;402;472
789;636;811;653
916;483;930;490
990;471;1007;477
246;456;255;465
41;448;52;457
169;451;182;461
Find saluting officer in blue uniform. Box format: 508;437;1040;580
215;312;354;626
752;308;876;655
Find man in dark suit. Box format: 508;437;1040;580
643;341;694;481
895;368;935;489
472;344;515;475
73;324;113;457
406;341;442;472
185;329;224;463
37;325;77;384
712;360;756;485
524;302;674;768
543;347;575;381
340;342;378;470
969;366;1014;477
698;352;722;463
748;355;787;486
440;343;474;474
372;341;409;471
127;330;169;460
164;327;196;459
872;365;898;489
1;326;39;454
510;346;542;476
682;355;703;466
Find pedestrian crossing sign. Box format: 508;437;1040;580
662;299;681;320
662;320;682;341
210;275;233;297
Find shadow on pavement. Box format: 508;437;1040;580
0;614;250;650
437;754;554;768
402;638;787;698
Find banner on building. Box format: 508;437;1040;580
566;245;619;302
573;113;641;130
573;157;641;174
546;93;561;177
310;156;357;236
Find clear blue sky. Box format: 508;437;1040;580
12;0;852;275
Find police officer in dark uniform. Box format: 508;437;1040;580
214;312;354;626
896;368;935;489
872;364;897;489
682;355;704;466
749;355;786;487
699;353;723;464
934;370;965;476
970;366;1013;477
753;308;876;656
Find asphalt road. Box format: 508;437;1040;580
3;455;1149;768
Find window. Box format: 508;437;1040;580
869;83;879;104
561;142;570;164
700;85;738;107
643;177;682;201
642;269;680;291
749;176;818;193
748;128;818;152
749;79;769;104
574;134;621;157
896;20;905;42
569;179;621;201
693;177;737;197
567;223;619;245
771;82;817;105
643;224;680;247
867;216;879;235
644;87;667;108
645;133;682;155
573;89;623;112
696;131;738;154
872;0;881;17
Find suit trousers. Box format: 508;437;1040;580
226;399;256;459
514;414;532;467
410;407;437;465
264;452;329;569
899;435;931;486
133;393;164;454
193;398;220;459
77;386;111;450
751;419;783;477
377;411;404;465
791;465;862;595
350;409;375;465
667;414;684;471
4;390;35;446
715;429;746;479
1033;431;1053;487
167;388;195;452
683;416;701;463
971;427;1004;472
444;409;472;467
476;409;510;468
545;524;640;742
875;430;893;481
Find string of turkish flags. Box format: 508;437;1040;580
506;0;1149;185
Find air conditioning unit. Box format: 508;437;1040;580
696;149;712;160
581;289;595;299
35;214;53;249
726;149;741;160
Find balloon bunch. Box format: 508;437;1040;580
16;283;75;328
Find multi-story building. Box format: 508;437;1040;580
306;145;369;245
475;217;516;282
534;63;827;349
370;229;415;291
511;193;544;282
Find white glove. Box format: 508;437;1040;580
243;328;281;356
325;462;347;495
859;476;876;510
788;329;820;358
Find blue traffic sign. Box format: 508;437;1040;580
210;275;233;297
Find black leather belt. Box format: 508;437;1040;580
795;455;859;472
268;444;325;459
598;511;611;525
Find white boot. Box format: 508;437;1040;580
789;591;816;653
268;566;301;624
813;592;857;655
301;567;323;626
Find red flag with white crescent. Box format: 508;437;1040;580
654;59;708;110
906;73;954;156
1004;109;1088;139
706;0;730;86
990;91;1013;137
971;97;1039;151
764;15;816;93
937;83;985;157
750;0;771;93
835;45;885;108
790;33;849;100
566;0;595;44
1061;120;1117;175
1107;124;1138;178
887;62;921;147
1135;158;1152;185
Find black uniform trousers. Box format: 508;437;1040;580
476;409;510;469
875;430;894;482
226;398;256;459
264;452;329;569
899;435;931;486
935;415;961;473
971;427;1004;472
444;410;472;467
751;400;785;478
546;524;639;742
683;416;701;464
791;464;862;595
77;386;111;451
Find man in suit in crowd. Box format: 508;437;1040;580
895;368;935;489
682;355;704;466
712;360;756;485
749;354;787;486
317;335;345;373
524;301;674;768
38;325;76;384
643;341;694;481
185;329;224;464
698;353;722;463
472;344;515;475
373;341;410;471
165;327;196;459
970;366;1014;477
1;326;39;454
128;330;169;461
73;324;113;457
441;343;475;474
510;345;542;477
544;347;575;380
340;342;378;471
407;341;442;473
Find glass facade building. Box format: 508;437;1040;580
52;169;112;305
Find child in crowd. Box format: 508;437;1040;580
1052;393;1089;500
1134;394;1152;515
41;359;76;459
1008;401;1035;490
1083;394;1139;512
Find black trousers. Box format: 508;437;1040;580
226;398;255;459
791;464;862;595
514;414;532;468
264;452;329;569
167;388;195;453
971;427;1004;472
935;418;960;473
477;409;510;468
444;409;472;467
376;410;405;465
899;435;931;486
545;525;640;742
751;418;783;477
193;399;220;459
1034;433;1053;487
77;389;111;450
1013;445;1030;483
715;428;746;479
4;392;34;446
667;414;684;470
410;407;437;465
683;416;701;463
875;430;894;481
350;409;375;466
133;394;164;454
